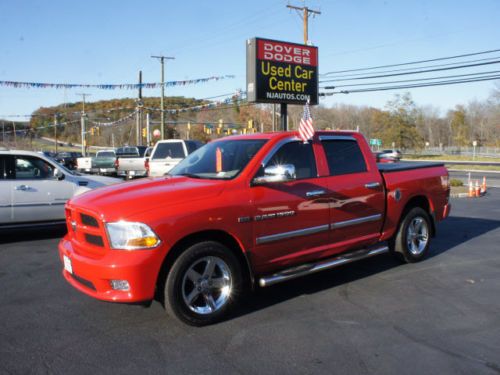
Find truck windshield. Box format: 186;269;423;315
152;142;186;159
169;139;267;179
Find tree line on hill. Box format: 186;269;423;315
2;84;499;150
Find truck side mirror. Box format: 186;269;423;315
252;164;296;185
54;168;65;180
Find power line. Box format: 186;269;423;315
320;75;500;95
320;70;500;89
319;59;500;83
321;48;500;75
321;56;500;80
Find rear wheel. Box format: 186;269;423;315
390;207;431;263
164;241;243;326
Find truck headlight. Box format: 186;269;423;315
105;221;160;250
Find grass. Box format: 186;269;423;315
404;154;500;162
446;164;500;172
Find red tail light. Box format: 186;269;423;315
114;158;119;168
145;159;150;175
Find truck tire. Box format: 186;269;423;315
390;207;431;263
164;241;243;326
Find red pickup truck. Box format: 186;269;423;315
59;131;450;325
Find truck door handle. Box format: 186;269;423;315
15;185;30;191
306;190;326;197
365;182;381;189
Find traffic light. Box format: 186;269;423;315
247;119;253;129
217;119;223;135
142;128;147;138
96;127;100;136
90;127;95;136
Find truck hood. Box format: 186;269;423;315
70;176;226;220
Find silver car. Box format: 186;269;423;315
0;149;122;229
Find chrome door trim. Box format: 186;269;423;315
10;202;66;208
365;182;381;189
319;135;356;142
256;224;330;245
331;214;382;229
306;190;326;197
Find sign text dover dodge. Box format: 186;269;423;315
247;38;318;105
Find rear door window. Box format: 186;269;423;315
321;140;367;176
152;143;186;159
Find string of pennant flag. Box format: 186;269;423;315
0;75;235;90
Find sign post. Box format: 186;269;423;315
246;38;318;131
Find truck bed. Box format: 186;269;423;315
377;161;444;173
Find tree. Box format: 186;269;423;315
448;105;469;146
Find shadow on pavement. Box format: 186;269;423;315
232;216;500;320
0;225;67;245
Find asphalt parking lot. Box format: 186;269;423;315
1;189;499;375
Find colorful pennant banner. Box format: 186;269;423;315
0;75;235;90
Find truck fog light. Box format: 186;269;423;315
110;280;130;291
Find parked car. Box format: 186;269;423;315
0;149;122;229
38;151;57;159
148;139;202;177
55;152;82;170
115;146;149;179
376;149;402;162
59;131;450;326
76;150;116;176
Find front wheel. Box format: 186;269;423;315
164;241;243;326
390;207;431;263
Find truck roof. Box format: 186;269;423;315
216;130;360;141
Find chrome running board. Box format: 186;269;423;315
258;245;389;287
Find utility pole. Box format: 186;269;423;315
151;55;175;140
136;70;143;146
146;112;151;145
76;93;91;156
54;113;59;153
285;4;321;132
12;121;17;147
286;4;321;44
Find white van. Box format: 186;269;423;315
148;140;202;177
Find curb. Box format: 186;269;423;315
450;192;488;199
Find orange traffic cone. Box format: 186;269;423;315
481;176;487;194
469;181;475;197
475;180;481;197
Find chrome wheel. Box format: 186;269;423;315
406;216;429;255
181;256;232;315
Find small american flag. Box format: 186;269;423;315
298;101;314;143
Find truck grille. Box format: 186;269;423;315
81;213;99;228
85;234;104;247
65;207;108;255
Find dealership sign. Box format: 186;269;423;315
246;38;318;105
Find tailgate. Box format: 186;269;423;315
378;161;449;240
119;158;144;172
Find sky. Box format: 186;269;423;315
1;0;500;119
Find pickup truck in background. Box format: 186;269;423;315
55;152;82;170
115;146;150;179
148;140;202;177
59;131;450;326
76;150;117;176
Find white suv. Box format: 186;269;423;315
148;140;202;177
0;149;122;229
